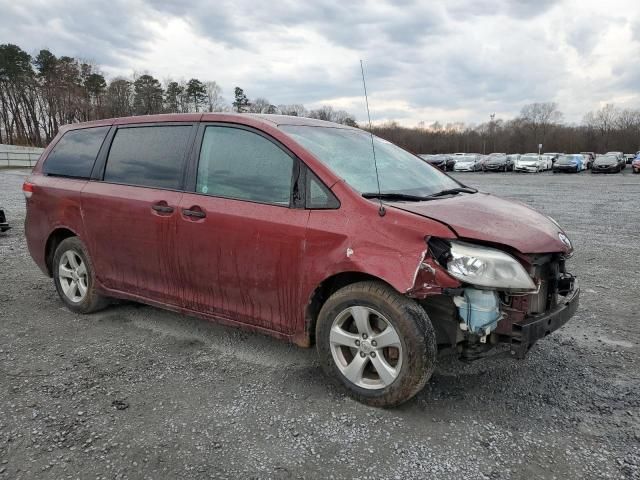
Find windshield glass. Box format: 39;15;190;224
520;155;538;162
595;155;617;164
281;126;460;196
457;155;476;162
557;155;577;164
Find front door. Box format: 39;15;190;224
176;125;309;333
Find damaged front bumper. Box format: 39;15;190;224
514;164;539;172
508;281;579;358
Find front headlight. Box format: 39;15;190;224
445;241;537;292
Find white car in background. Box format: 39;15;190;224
540;154;554;170
514;153;546;172
453;154;483;171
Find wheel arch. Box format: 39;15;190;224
302;271;399;347
44;227;78;276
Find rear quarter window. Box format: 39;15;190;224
43;126;110;178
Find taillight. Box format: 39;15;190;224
22;181;35;199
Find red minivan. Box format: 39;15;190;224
24;113;579;406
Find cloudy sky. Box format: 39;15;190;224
1;0;639;125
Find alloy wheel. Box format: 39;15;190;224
58;250;88;303
329;306;403;390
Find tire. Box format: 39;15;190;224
316;281;436;407
53;237;110;314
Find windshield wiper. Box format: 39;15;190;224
362;192;433;201
428;187;478;198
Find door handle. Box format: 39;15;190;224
152;204;174;214
182;208;206;218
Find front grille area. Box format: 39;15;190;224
527;255;561;314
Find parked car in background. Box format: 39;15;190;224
540;154;555;170
632;156;640;174
514;153;546;172
591;154;623;173
553;154;584;173
624;154;635;164
483;154;513;172
605;151;626;170
23;113;579;407
544;153;562;164
453;154;483;171
0;207;10;232
419;154;456;171
579;152;595;169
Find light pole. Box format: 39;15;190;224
489;113;495;153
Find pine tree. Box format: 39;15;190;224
186;78;206;112
232;87;250;113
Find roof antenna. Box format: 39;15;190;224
360;59;385;217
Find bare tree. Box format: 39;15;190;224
277;104;307;116
204;81;225;112
518;102;563;149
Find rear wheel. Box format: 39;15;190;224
316;281;436;407
53;237;109;314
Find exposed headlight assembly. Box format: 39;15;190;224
431;240;537;293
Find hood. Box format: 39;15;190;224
388;193;571;254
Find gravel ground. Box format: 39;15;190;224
1;167;639;479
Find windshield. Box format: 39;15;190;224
281;126;460;196
520;155;538;162
557;155;577;164
457;155;476;162
595;155;617;164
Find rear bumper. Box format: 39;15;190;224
509;283;580;359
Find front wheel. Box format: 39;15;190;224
316;281;436;407
53;237;110;314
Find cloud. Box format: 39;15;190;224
1;0;639;125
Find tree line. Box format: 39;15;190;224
2;43;639;154
0;43;356;146
373;102;640;155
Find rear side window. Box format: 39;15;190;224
43;127;110;178
196;126;294;205
104;126;191;190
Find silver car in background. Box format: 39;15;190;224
453;154;483;171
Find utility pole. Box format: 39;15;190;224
489;113;495;153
